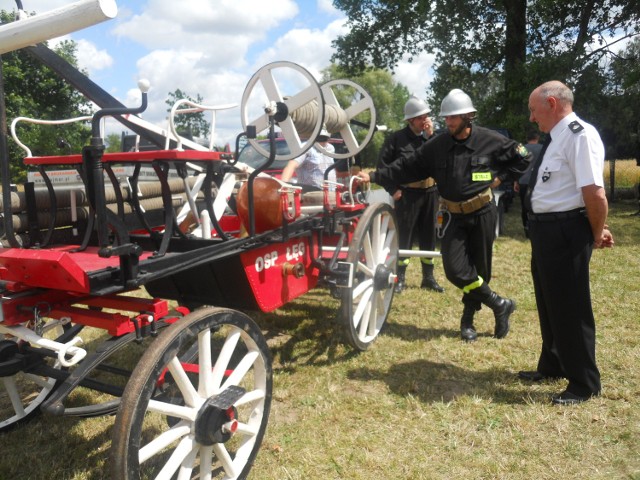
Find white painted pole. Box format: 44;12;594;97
321;246;442;259
399;249;442;259
0;0;118;55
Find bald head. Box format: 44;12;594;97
528;81;574;133
537;81;574;107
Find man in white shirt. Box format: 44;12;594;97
281;128;335;191
519;80;614;405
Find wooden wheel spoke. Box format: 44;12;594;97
221;350;259;391
167;357;200;408
211;329;241;394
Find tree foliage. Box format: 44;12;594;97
1;10;93;181
332;0;640;148
105;132;122;153
165;89;211;140
321;64;410;167
601;36;640;159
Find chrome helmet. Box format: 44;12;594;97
403;96;431;120
439;89;476;116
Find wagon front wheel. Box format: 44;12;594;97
111;307;272;480
341;202;398;351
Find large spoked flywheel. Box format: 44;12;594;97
341;203;398;351
318;79;377;160
111;307;272;480
241;61;324;162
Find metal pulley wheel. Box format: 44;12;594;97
318;79;377;160
241;61;325;162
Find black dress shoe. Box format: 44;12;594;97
517;370;560;382
551;390;594;406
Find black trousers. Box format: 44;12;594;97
396;187;439;256
441;204;497;310
529;215;601;396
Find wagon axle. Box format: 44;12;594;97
195;385;246;445
0;340;24;376
373;263;396;291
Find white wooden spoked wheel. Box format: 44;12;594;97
341;203;398;351
111;307;272;480
241;61;324;162
317;79;377;160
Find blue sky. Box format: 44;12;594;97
1;0;436;144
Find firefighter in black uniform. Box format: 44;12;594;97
359;89;529;341
377;96;444;294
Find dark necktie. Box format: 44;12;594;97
524;135;551;213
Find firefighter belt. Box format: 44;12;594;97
440;188;493;214
403;178;436;189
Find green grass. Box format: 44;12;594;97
0;200;639;480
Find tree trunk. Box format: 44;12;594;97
503;0;528;122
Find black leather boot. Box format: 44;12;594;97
394;265;407;294
483;292;516;339
460;304;477;342
420;263;444;293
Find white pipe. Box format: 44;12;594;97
200;210;212;239
70;189;78;236
321;246;442;259
0;0;118;55
10;115;92;157
399;249;442;259
168;98;237;150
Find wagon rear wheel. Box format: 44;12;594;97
111;307;272;480
0;322;74;432
340;202;398;351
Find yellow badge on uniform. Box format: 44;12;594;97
472;172;492;181
517;144;528;157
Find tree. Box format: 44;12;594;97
105;132;122;153
165;89;210;140
321;64;410;167
1;10;92;181
332;0;640;142
602;36;640;159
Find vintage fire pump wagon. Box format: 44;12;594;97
0;1;402;478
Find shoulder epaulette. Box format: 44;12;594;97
568;120;584;133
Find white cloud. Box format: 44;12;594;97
123;49;247;145
317;0;341;16
253;18;349;79
393;51;437;99
45;34;110;74
111;0;299;69
74;38;113;74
